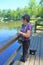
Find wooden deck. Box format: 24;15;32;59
12;34;43;65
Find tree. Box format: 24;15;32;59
28;0;38;17
39;0;43;18
40;0;43;6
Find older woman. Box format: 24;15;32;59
18;14;32;62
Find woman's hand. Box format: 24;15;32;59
18;30;31;38
18;31;22;34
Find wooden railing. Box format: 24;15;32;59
30;18;43;20
34;20;43;33
0;34;20;53
0;33;22;65
5;45;22;65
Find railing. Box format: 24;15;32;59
0;34;20;53
0;33;22;65
30;18;43;20
34;19;43;33
5;45;22;65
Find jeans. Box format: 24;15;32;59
22;40;30;60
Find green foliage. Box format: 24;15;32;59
0;0;43;21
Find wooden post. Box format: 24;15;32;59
34;22;37;33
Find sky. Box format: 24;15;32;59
0;0;40;10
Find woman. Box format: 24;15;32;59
18;14;32;62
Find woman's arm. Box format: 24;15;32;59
18;30;31;38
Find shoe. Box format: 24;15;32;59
26;53;29;58
20;57;25;62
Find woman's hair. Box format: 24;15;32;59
22;14;30;22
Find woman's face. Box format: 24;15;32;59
22;19;27;24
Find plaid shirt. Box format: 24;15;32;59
21;23;32;41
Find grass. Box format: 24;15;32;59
37;26;43;29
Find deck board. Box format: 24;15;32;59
35;36;40;65
40;36;43;65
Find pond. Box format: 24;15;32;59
0;29;22;65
